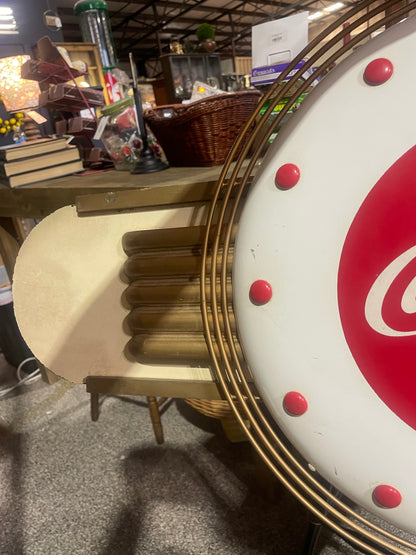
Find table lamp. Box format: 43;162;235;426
0;54;41;142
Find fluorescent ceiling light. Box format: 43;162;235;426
0;6;16;33
325;2;344;12
308;3;344;22
308;11;324;20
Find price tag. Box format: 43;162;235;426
93;115;109;141
25;110;47;124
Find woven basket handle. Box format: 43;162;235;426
144;106;185;120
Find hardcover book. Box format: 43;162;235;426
1;159;84;188
0;146;80;177
0;137;68;162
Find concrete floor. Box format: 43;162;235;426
0;352;408;555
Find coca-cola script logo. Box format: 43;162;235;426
338;144;416;430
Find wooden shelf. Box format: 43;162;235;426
55;42;109;105
21;59;86;89
39;83;104;112
23;37;108;167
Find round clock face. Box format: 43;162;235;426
233;15;416;533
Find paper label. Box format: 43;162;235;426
25;110;47;124
93;115;109;141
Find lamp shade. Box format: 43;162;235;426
0;55;40;112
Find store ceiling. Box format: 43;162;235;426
53;0;388;74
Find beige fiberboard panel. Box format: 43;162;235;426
13;204;212;384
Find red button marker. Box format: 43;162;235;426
363;58;393;86
373;485;402;508
275;163;300;189
249;280;272;305
283;391;308;416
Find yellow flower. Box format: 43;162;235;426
9;117;16;125
0;127;6;134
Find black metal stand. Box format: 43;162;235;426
131;144;169;174
129;52;169;175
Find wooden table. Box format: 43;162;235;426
0;165;226;219
0;163;229;282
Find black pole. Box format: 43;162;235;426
129;52;168;174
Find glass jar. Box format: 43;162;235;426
100;96;163;171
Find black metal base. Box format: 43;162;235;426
131;150;169;174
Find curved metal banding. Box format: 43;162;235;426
201;1;416;553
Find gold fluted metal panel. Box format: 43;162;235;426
123;226;208;255
127;306;236;334
123;247;233;279
127;331;245;365
122;224;238;375
125;278;232;307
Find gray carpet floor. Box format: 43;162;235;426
0;354;376;555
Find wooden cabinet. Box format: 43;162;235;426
161;53;222;104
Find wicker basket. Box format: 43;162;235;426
185;398;234;419
143;90;261;167
185;398;248;442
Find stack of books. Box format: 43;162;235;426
0;137;84;188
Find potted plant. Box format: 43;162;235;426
196;23;216;52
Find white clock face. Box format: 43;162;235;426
233;15;416;533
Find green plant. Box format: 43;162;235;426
196;23;215;41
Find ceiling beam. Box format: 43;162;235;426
117;0;213;55
57;0;364;65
